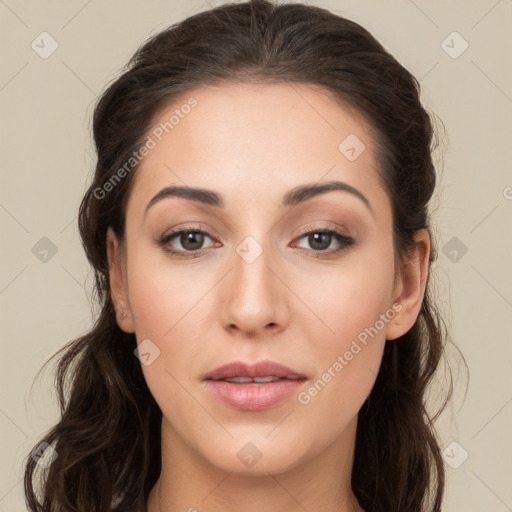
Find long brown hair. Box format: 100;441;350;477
24;1;466;510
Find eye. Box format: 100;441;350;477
157;226;217;257
293;227;355;256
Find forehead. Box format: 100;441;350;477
126;82;390;220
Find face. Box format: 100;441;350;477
107;82;428;476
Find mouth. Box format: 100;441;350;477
203;360;308;411
213;375;305;383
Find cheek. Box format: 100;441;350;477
293;249;394;412
126;258;210;426
296;246;395;350
297;337;385;438
124;246;207;385
126;244;208;338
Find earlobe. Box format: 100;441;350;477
386;229;430;341
106;227;135;333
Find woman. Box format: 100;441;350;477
24;1;461;510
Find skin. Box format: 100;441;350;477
106;82;430;512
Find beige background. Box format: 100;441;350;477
1;0;511;510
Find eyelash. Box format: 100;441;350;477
157;225;355;259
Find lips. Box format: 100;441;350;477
203;360;307;382
203;360;308;411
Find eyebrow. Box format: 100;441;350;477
144;180;373;216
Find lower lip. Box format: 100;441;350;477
205;378;307;411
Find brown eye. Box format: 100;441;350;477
177;231;206;251
295;229;354;255
305;232;333;251
158;229;215;255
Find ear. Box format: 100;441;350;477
106;227;135;333
386;229;430;340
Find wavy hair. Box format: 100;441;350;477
24;1;466;510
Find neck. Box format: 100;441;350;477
146;416;364;512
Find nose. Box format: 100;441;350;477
219;236;290;338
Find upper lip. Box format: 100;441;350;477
203;360;307;381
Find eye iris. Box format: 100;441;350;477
309;232;331;251
181;231;204;250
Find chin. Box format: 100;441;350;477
197;431;310;476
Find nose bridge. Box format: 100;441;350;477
220;232;287;333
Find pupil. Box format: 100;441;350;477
182;232;203;250
310;232;330;250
